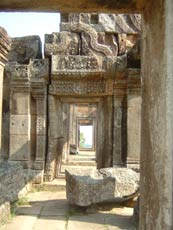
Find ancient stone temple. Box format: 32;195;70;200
1;13;141;183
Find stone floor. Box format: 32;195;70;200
1;190;136;230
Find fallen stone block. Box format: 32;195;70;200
69;144;78;155
0;162;27;204
65;167;139;206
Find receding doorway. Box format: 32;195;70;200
77;118;95;151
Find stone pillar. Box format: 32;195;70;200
127;69;141;170
113;95;124;166
62;103;70;162
98;96;113;169
45;95;63;181
0;27;11;158
8;65;31;169
30;59;49;183
31;95;47;183
140;0;173;229
96;99;104;168
45;95;57;181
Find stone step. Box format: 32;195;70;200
61;164;96;171
68;157;96;162
57;164;96;179
32;179;66;191
43;179;66;191
62;160;96;166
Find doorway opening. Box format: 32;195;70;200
77;118;95;151
56;102;98;178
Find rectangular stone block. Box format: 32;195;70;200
66;168;139;206
11;92;30;114
8;36;42;64
10;115;29;135
9;134;30;160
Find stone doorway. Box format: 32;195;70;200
58;102;98;178
47;97;111;179
77;118;95;151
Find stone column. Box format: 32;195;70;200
127;69;141;170
113;95;124;166
0;27;11;157
30;59;49;183
96;99;104;168
62;103;70;162
140;0;173;229
98;95;113;169
31;95;47;183
45;95;63;181
45;95;57;181
7;64;31;169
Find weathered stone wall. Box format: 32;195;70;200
0;162;27;223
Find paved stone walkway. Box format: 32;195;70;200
1;191;136;230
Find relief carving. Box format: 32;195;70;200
49;80;106;95
69;22;115;57
52;55;101;72
37;115;44;135
45;32;80;56
5;63;29;80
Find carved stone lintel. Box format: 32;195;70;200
52;55;103;73
49;79;114;96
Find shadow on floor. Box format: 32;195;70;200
2;191;136;230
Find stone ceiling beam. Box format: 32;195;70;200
0;0;146;13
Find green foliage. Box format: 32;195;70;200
79;132;86;148
15;197;29;206
10;196;29;219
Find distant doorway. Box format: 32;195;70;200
77;118;95;151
